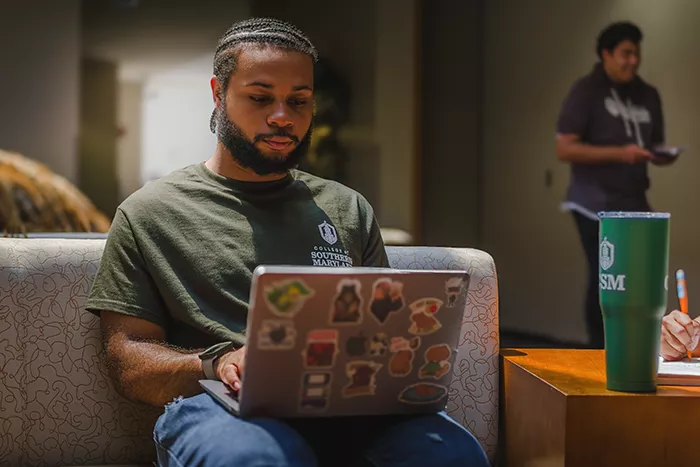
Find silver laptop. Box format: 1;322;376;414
200;265;470;419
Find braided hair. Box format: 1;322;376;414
210;18;318;133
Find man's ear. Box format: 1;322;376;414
211;76;223;107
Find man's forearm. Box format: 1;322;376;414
105;335;204;407
557;141;622;164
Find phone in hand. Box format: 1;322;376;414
651;146;687;159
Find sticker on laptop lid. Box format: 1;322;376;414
345;332;370;357
302;329;339;368
369;278;405;324
330;279;363;325
368;332;390;357
264;279;315;317
445;275;469;308
419;344;452;379
341;361;383;398
398;382;448;405
257;319;297;350
408;298;443;335
388;336;421;377
299;371;332;412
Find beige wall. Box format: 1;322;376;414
483;0;700;342
117;81;143;201
375;0;418;234
0;0;80;182
79;58;120;218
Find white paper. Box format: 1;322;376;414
657;356;700;385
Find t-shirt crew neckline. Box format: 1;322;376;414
194;161;295;194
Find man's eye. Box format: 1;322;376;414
250;96;270;103
290;99;307;107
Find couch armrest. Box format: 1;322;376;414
386;246;499;465
0;238;159;467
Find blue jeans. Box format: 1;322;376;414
154;393;490;467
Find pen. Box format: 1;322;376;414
676;269;693;360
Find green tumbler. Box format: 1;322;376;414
598;211;670;392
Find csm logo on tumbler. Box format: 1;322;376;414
599;238;626;291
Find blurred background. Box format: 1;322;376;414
1;0;698;347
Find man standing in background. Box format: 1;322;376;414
555;21;675;348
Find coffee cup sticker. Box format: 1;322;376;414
299;372;332;411
445;275;469;308
341;361;383;398
264;279;315;317
398;382;448;405
369;278;405;324
408;298;443;335
302;329;339;368
257;319;296;350
330;279;363;325
388;336;421;377
345;332;370;357
419;344;452;379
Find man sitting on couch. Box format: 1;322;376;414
86;17;489;467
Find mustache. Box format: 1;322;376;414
254;130;299;144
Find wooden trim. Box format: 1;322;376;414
411;0;424;245
475;0;485;248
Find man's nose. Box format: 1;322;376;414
267;102;293;128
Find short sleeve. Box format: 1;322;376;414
358;198;390;268
556;79;592;137
86;208;168;327
650;88;665;146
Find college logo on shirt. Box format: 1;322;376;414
604;97;651;124
318;221;338;245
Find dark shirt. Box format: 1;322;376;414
556;62;664;217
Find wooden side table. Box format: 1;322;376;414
501;349;700;467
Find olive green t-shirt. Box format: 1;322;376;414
86;163;389;349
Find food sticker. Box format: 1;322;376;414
388;336;421;377
302;329;339;368
257;319;296;350
398;383;448;405
341;361;383;398
369;278;405;324
445;275;469;308
408;298;443;335
368;332;390;357
419;344;452;379
330;279;363;324
299;372;332;411
264;279;314;317
345;332;370;357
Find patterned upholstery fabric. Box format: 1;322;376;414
0;239;499;467
386;246;499;464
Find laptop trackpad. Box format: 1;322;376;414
199;380;240;416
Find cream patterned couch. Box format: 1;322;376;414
0;239;499;467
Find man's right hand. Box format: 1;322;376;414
216;346;246;391
661;310;700;361
619;144;653;164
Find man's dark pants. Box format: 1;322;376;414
572;211;605;349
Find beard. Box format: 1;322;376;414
214;108;313;176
